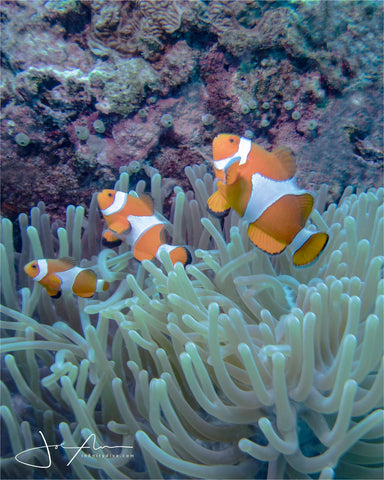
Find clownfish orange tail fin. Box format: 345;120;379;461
207;190;231;218
247;222;287;254
293;232;329;267
169;246;192;267
271;146;297;179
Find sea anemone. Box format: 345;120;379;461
14;132;30;147
1;166;383;479
93;119;106;134
307;119;318;131
201;113;216;126
260;118;270;128
75;125;90;141
160;113;174;128
292;110;301;121
283;100;294;111
262;102;270;110
240;103;251;115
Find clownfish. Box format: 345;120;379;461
24;258;109;298
97;190;191;266
207;134;329;266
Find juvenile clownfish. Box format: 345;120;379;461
207;134;329;266
24;258;109;298
97;190;191;266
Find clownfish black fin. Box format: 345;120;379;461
207;190;231;218
102;237;123;248
47;289;61;298
247;222;287;255
271;146;297;179
102;229;123;248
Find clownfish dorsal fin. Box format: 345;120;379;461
58;257;77;268
139;194;154;214
226;160;240;185
247;222;287;255
271;146;297;179
296;192;314;223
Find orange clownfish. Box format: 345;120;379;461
24;258;109;298
97;190;191;266
207;134;329;266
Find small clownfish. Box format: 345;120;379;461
97;190;192;266
24;258;109;298
207;134;329;267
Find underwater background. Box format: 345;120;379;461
1;1;383;480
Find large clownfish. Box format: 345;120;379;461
97;190;191;266
24;258;109;298
207;134;329;266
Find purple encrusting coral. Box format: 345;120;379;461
1;0;383;222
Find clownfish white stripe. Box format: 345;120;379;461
214;137;252;172
243;173;307;223
55;266;83;291
127;214;164;247
101;191;128;216
34;259;48;282
237;136;253;165
213;155;241;174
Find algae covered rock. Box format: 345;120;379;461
89;57;161;116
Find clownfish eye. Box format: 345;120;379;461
229;138;234;143
108;193;112;197
31;264;37;269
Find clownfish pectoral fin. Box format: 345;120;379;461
109;220;131;235
102;230;123;248
45;273;62;290
169;246;192;266
247;222;287;254
293;231;329;267
46;287;61;298
225;160;241;185
207;190;231;218
271;146;297;179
